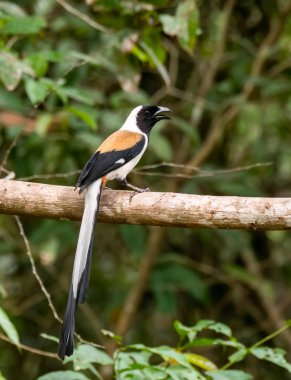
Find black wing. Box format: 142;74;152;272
76;136;146;192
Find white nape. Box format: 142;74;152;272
120;105;143;133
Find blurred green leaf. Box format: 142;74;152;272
0;372;7;380
66;106;97;130
25;78;50;105
0;15;46;35
0;51;34;91
185;352;217;370
160;0;199;53
37;371;90;380
0;306;19;345
174;320;232;342
25;51;62;77
126;344;193;369
228;348;248;363
151;264;208;309
0;87;29;112
66;344;113;367
0;2;26;16
250;347;291;372
206;370;253;380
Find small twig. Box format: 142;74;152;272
139;41;171;88
135;162;200;172
55;0;113;34
0;168;16;180
251;322;291;349
0;332;58;359
14;215;102;349
0;129;22;177
133;162;273;178
5;36;21;50
15;216;62;323
220;322;291;370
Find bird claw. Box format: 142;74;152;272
129;187;150;201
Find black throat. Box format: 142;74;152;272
136;105;162;136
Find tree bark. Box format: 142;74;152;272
0;179;290;230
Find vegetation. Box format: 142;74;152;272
0;0;291;379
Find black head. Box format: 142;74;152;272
136;105;171;135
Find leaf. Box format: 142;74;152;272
199;321;231;337
37;371;90;380
126;344;193;369
0;15;46;35
150;264;208;307
185;353;217;370
114;350;151;372
0;2;26;16
250;346;291;372
166;365;207;380
0;51;34;91
24;51;62;77
66;344;113;367
0;371;7;380
206;370;253;380
0;306;19;345
67;106;97;130
228;348;248;363
160;0;199;53
174;320;231;343
25;78;50;105
61;87;98;106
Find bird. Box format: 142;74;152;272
58;105;171;359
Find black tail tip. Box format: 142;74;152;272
58;319;75;360
58;287;76;360
58;336;74;360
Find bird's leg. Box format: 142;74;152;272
118;178;150;193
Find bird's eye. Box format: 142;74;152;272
145;110;150;116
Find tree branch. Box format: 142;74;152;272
0;180;290;230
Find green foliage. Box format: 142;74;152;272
0;0;291;379
0;306;19;346
45;321;291;379
64;344;113;377
160;0;199;54
37;371;90;380
0;15;46;35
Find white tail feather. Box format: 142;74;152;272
72;179;102;299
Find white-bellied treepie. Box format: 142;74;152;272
58;105;171;359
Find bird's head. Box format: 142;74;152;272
122;105;171;134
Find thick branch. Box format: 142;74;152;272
0;180;290;230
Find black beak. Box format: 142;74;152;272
154;106;172;120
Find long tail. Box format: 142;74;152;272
58;179;103;360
